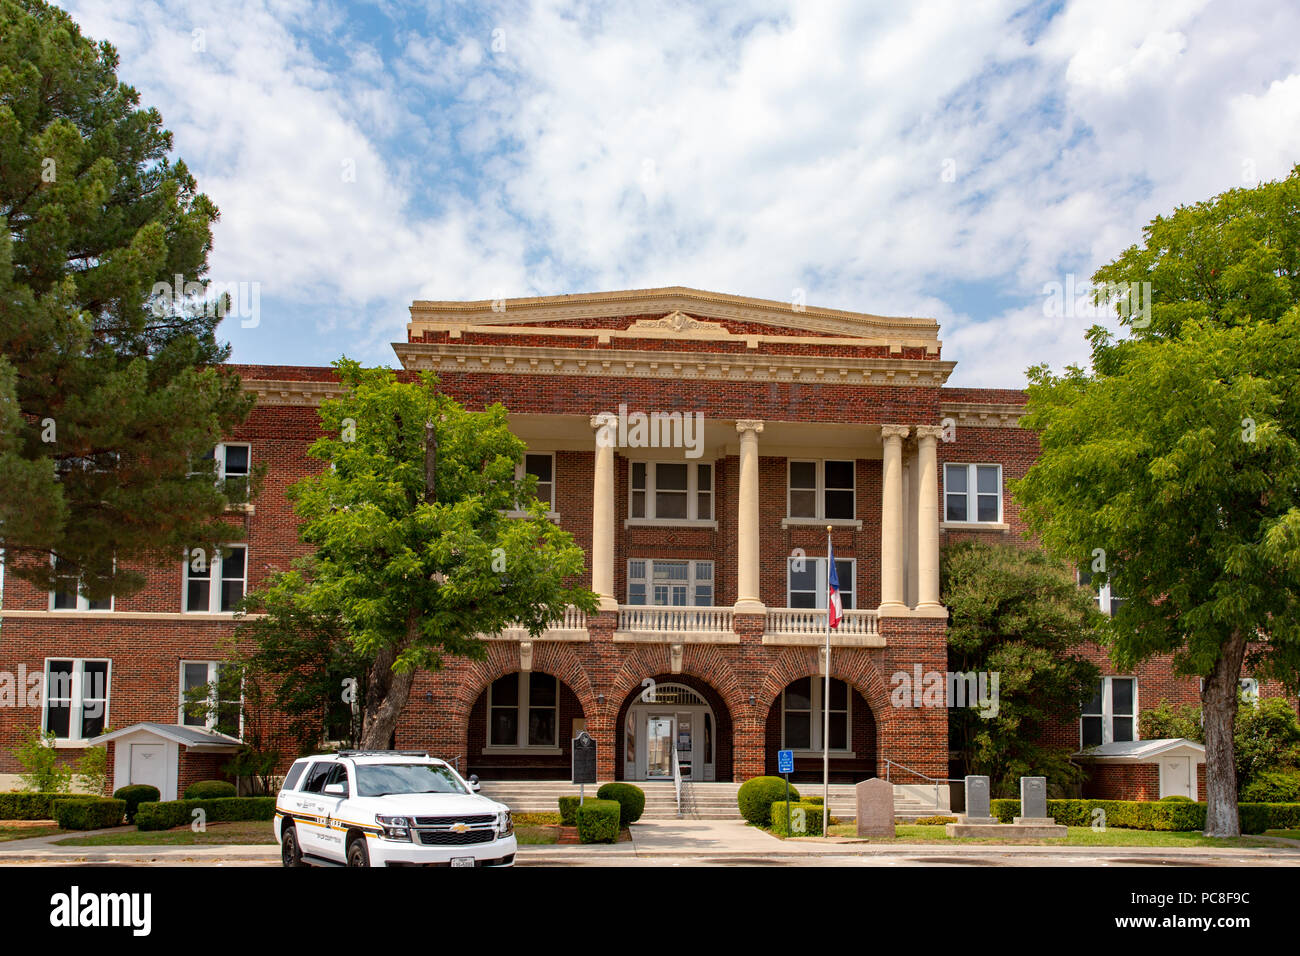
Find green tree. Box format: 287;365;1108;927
251;359;597;749
942;540;1102;795
0;0;252;599
14;727;72;792
1015;168;1300;835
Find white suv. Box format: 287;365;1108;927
274;751;516;867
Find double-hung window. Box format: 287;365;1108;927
781;677;851;751
48;556;112;611
626;559;713;606
487;672;559;749
629;462;712;521
183;545;247;613
786;557;855;610
1079;568;1125;616
44;659;110;742
1081;677;1137;747
196;443;251;503
179;661;243;735
787;460;855;520
514;453;555;511
944;463;1002;523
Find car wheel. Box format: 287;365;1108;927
281;823;304;867
346;835;370;867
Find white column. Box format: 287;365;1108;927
590;413;619;612
905;447;920;608
878;424;910;613
915;424;944;612
734;420;765;614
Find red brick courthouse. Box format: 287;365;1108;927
3;288;1273;802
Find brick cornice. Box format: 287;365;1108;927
939;401;1028;428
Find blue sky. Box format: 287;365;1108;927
63;0;1300;386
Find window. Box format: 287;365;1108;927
179;661;242;735
787;460;855;520
1081;677;1137;747
944;464;1002;523
197;443;251;503
514;453;555;511
48;556;112;612
300;761;346;795
629;461;713;521
43;659;110;742
183;545;247;613
626;559;714;606
781;677;850;751
1079;568;1125;616
786;557;855;610
488;672;559;749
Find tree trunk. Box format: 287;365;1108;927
1201;628;1247;837
359;613;419;750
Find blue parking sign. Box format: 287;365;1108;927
778;749;794;774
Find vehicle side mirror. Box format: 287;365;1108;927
469;774;481;793
324;782;346;796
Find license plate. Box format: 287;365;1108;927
451;857;476;868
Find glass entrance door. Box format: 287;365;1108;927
646;715;674;777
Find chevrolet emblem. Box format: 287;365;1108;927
450;822;469;833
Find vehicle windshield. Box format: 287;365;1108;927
354;763;468;797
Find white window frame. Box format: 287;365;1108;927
1078;568;1123;616
42;657;111;745
943;463;1003;524
785;556;856;610
485;672;561;752
182;544;248;614
47;555;112;612
513;452;556;512
780;677;853;755
193;443;251;503
786;460;856;521
626;559;715;607
1080;676;1138;748
628;461;714;522
178;660;244;737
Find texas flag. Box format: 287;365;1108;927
827;541;843;630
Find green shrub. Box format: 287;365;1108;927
0;792;65;820
801;795;824;805
1241;770;1300;803
596;783;646;826
737;776;799;826
1159;795;1193;802
183;780;237;800
913;815;959;825
75;746;109;795
1239;802;1300;834
985;797;1300;833
135;797;275;831
112;785;161;824
558;795;582;826
52;798;126;830
575;799;620;844
770;801;824;836
14;728;73;793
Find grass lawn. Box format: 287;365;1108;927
1264;829;1300;841
819;823;1279;848
0;824;63;842
515;826;560;845
54;820;275;847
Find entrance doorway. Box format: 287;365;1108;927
625;683;716;781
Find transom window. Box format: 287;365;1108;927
48;556;112;612
782;677;850;751
1081;677;1137;747
630;461;712;521
183;545;247;613
179;661;243;736
488;672;559;748
44;658;110;742
787;460;855;520
786;557;854;610
944;464;1002;523
515;453;555;511
627;559;714;606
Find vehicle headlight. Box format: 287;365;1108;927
376;815;412;841
497;810;513;836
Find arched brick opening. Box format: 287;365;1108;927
612;672;735;782
764;677;878;783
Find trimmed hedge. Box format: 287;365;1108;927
183;780;237;800
558;796;582;826
52;798;126;830
596;783;646;826
575;798;621;844
771;801;824;837
113;785;161;824
801;795;824;806
988;798;1300;834
737;776;800;826
1242;770;1300;803
135;797;275;831
0;792;66;820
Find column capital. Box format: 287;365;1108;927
735;419;765;436
880;424;911;441
590;412;618;431
915;424;944;442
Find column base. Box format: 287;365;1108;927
596;595;620;613
912;603;949;619
732;599;766;615
876;601;909;617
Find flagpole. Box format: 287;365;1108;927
824;525;831;838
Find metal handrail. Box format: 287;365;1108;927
882;758;962;813
671;747;683;818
